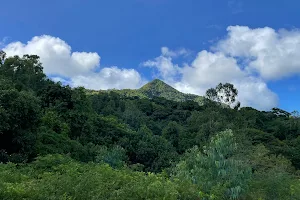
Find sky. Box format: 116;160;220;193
1;0;300;112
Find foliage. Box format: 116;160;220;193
0;89;41;162
1;51;300;199
246;144;300;200
0;155;200;200
172;130;252;199
88;78;204;105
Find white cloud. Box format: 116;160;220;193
174;51;278;110
235;78;278;110
161;47;189;57
51;77;70;85
3;35;143;90
142;56;179;81
3;35;100;77
181;51;244;88
71;67;144;90
172;79;278;111
4;26;295;111
142;44;279;110
0;37;10;48
216;26;300;80
141;25;300;110
141;47;191;82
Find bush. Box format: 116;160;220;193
0;155;199;200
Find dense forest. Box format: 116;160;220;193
1;51;300;199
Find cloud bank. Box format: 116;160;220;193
143;47;278;110
3;25;300;110
3;35;144;90
142;26;300;110
216;26;300;80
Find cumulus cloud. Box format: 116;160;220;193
3;35;100;77
142;33;280;110
174;51;278;110
216;26;300;80
161;47;190;57
235;78;278;110
71;67;144;90
172;78;278;111
181;51;244;88
4;25;297;110
3;35;143;90
142;47;182;81
142;25;300;110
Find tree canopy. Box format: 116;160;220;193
1;52;300;199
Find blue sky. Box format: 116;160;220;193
1;0;300;112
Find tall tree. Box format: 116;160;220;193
172;129;251;199
0;50;5;66
0;53;46;91
206;83;240;108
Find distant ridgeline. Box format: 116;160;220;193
86;79;204;105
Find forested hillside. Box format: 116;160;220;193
1;51;300;199
87;78;204;104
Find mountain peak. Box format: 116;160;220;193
150;79;166;84
138;79;203;103
95;78;204;104
139;79;176;93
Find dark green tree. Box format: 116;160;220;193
0;89;41;162
0;54;46;91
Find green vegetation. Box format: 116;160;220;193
87;78;204;104
1;51;300;199
0;154;200;200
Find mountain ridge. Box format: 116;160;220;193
87;79;204;104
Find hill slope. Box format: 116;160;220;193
139;79;200;102
88;79;204;104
